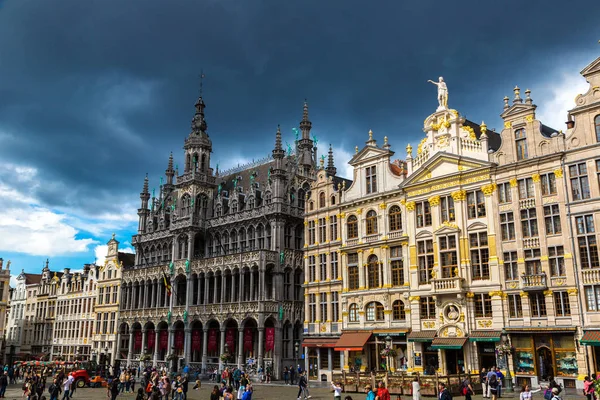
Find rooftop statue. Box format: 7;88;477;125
428;76;448;111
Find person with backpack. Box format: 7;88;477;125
520;384;542;400
461;377;473;400
487;367;498;400
297;370;309;400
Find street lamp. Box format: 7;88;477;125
294;340;300;372
500;329;513;393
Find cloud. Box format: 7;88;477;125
10;274;19;288
94;242;135;266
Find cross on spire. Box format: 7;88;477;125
198;70;205;97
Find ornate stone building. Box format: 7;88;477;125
92;235;134;366
118;96;331;377
51;264;98;361
31;262;62;358
0;259;12;362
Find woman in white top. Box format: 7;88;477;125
520;384;542;400
412;377;421;400
331;381;343;400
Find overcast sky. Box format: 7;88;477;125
0;0;598;283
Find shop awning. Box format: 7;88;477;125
373;329;409;337
408;331;436;342
334;331;372;351
506;327;576;332
302;337;340;348
431;337;467;350
581;331;600;346
469;331;502;342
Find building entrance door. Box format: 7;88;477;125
445;349;464;374
536;346;554;381
308;349;318;380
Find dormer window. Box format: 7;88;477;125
515;128;528;160
366;166;377;194
595;115;600;142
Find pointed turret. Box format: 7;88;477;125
297;100;316;176
272;125;285;159
191;96;208;135
300;100;312;139
138;174;150;234
326;144;337;176
166;152;175;184
140;174;150;207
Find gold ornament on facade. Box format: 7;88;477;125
406;143;413;156
406;201;416;211
526;115;535;123
504;121;512;129
554;168;564;178
430;269;437;279
379;203;386;209
444;120;451;128
357;249;364;254
431;123;441;131
461;126;477;140
567;288;579;295
428;195;441;207
437;135;450;148
417;137;427;154
423;321;436;329
543;290;553;297
409;296;421;302
451;190;467;202
508;281;518;289
509;178;518;188
532;173;541;183
356;208;362;215
481;183;497;196
466;292;475;298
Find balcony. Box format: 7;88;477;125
582;268;600;285
432;277;464;293
388;230;404;239
363;234;381;243
521;273;547;291
519;198;536;209
523;237;540;249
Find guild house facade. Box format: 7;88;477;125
302;54;600;390
118;96;346;378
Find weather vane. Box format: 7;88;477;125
199;70;205;96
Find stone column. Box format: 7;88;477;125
328;348;333;374
239;272;245;302
221;273;226;303
204;275;209;305
219;328;226;371
197;276;202;305
184;328;192;365
249;272;255;301
257;327;264;368
126;331;134;366
140;328;147;368
316;347;321;375
237;329;244;368
201;328;208;372
153;329;159;364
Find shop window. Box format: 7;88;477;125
388;205;402;231
392;300;406;320
347;216;358;239
417;239;434;284
467;190;486;218
349;304;359;322
366;210;378;235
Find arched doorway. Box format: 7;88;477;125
131;322;142;359
241;318;258;364
190;320;203;363
223;319;238;367
173;321;185;357
156;321;169;361
206;320;221;365
144;322;156;359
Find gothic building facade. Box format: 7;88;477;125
118;96;338;377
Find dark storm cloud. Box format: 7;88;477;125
0;0;598;218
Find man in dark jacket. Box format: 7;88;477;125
48;378;61;400
438;382;452;400
0;372;8;398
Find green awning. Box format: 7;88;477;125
469;331;502;342
581;331;600;345
431;337;467;350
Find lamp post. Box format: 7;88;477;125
385;335;392;372
501;329;513;393
294;340;300;373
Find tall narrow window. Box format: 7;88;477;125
524;249;542;275
497;182;512;204
318;218;327;243
595;115;600;142
319;254;327;281
366;210;378;235
576;215;599;269
569;162;591;200
500;212;515;241
586;286;600;311
308;256;316;282
388;206;402;231
329;215;338;241
440;235;458;278
347;216;358;239
515;128;528;160
416;201;432;228
367;255;380;288
508;294;523;318
365;166;377;194
440;195;455;222
347;253;359;290
392;300;406;320
518;178;535;199
309;294;316;322
554;292;571;317
330;251;339;280
521;208;538;238
319;192;326;208
504;251;519;281
420;297;436;319
529;293;547;317
320;293;328;322
331;292;339;321
474;293;493;317
308;221;316;245
366;302;384;321
470;232;489;280
390;246;404;286
467;190;486;218
543;204;562;235
548;246;565;277
418;239;434;284
541;173;557;196
348;304;358;322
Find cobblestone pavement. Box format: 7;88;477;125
1;383;585;400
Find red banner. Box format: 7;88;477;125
147;329;155;350
134;331;142;350
192;330;202;351
174;330;184;350
265;327;275;352
244;328;253;352
208;329;218;353
226;328;236;352
159;330;168;350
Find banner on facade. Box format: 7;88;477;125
208;329;218;353
192;330;202;351
265;327;275;352
159;330;168;350
244;328;253;352
147;329;155;350
174;330;184;350
134;331;142;350
226;328;236;352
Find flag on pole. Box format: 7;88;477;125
163;271;172;297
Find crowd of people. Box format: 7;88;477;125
0;364;79;400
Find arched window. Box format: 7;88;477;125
515;128;528;160
366;210;378;235
347;215;358;239
248;226;256;250
331;195;336;205
309;201;314;211
319;192;326;208
595;115;600;142
389;205;402;231
392;300;406;320
367;255;380;288
366;302;384;321
349;304;359;322
201;153;207;172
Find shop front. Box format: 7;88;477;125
431;337;468;375
370;330;409;372
407;331;438;375
334;331;373;372
581;330;600;376
468;330;502;372
509;328;580;389
302;337;340;381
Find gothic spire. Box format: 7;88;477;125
299;100;312;140
326;144;337;176
191;96;208;135
140;174;150;206
272;125;285;159
165;152;175;185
